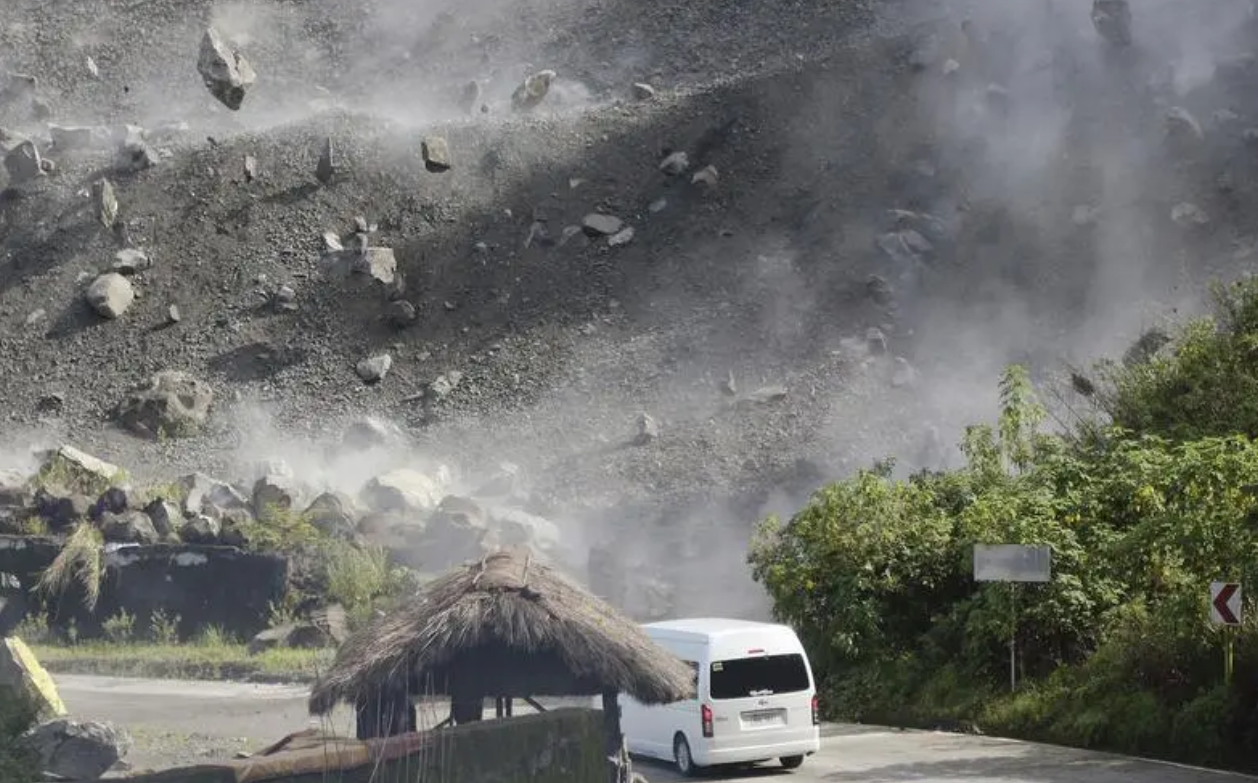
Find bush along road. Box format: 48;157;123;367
748;278;1258;773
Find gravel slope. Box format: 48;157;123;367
2;0;1258;617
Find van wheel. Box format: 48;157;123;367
780;755;805;769
673;733;699;777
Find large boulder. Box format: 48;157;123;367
303;492;359;540
0;636;66;721
196;27;256;110
113;370;214;439
359;469;446;514
25;718;132;780
38;446;123;495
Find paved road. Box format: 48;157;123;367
55;675;1258;782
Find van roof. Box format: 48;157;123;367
643;617;797;639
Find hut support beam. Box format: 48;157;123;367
602;689;631;783
524;696;547;713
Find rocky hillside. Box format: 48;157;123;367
1;0;1256;618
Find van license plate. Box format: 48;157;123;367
742;709;786;728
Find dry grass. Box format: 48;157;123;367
309;547;695;714
35;523;105;611
30;640;332;682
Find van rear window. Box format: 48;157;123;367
708;654;810;700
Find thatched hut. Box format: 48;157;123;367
307;547;695;781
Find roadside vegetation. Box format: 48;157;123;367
749;277;1258;771
0;689;39;782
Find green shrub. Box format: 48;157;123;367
0;687;39;781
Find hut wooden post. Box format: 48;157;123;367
602;689;629;783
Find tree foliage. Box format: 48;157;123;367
748;279;1258;769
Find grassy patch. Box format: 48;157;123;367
29;641;333;683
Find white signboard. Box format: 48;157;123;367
1210;582;1242;626
973;544;1052;583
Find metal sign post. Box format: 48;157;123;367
1210;581;1242;686
973;544;1052;692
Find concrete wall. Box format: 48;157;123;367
0;535;287;641
128;708;607;783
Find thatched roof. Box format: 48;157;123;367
307;547;695;714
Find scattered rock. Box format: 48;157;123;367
632;82;656;100
42;445;123;490
111;248;150;274
179;514;221;544
26;718;132;781
608;227;635;247
197;27;256;110
243;154;257;182
253;474;302;513
511;69;556;111
143;499;182;540
582;213;623;236
85;273;134;319
117;139;158;171
4;140;43;183
167;304;181;324
1091;0;1132;47
866;275;893;305
113;370;214;439
356;353;393;383
385;299;417;329
303;492;358;540
421;137;451;173
659;151;689;175
634;413;659;445
427;371;463;401
342;417;403;450
91;178;118;228
98;509;159;544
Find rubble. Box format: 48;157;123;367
197;27;257;110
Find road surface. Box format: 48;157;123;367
54;674;1258;782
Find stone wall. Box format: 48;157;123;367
0;535;287;641
127;707;607;783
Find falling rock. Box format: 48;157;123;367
421;137;451;173
1072;204;1100;227
1171;202;1209;227
659;151;689;175
1091;0;1132;47
427;371;463;401
457;80;481;114
342;416;405;450
360;468;447;514
315;137;335;183
92;178;118;228
117;139;158;171
360;247;397;286
180;514;221;544
633;413;659;445
720;370;737;396
85;273;135;318
197;27;257;110
356;353;393;383
1165;107;1203;144
253;474;304;513
303;492;359;540
891;357;918;388
738;386;788;408
866;327;888;355
691;165;718;186
243;154;257;182
4;139;44;183
167;304;181;323
582;213;623;236
632;82;656;100
49;124;109;152
112;248;151;274
179;473;249;517
113;370;214;439
511;69;556;111
866;275;893;305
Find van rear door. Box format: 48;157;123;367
708;651;812;734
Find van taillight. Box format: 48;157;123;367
701;703;714;738
811;695;819;725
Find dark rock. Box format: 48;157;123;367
25;719;132;781
180;514;220;544
143;499;182;540
98;510;159;545
303;492;358;541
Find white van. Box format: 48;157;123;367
619;617;821;776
